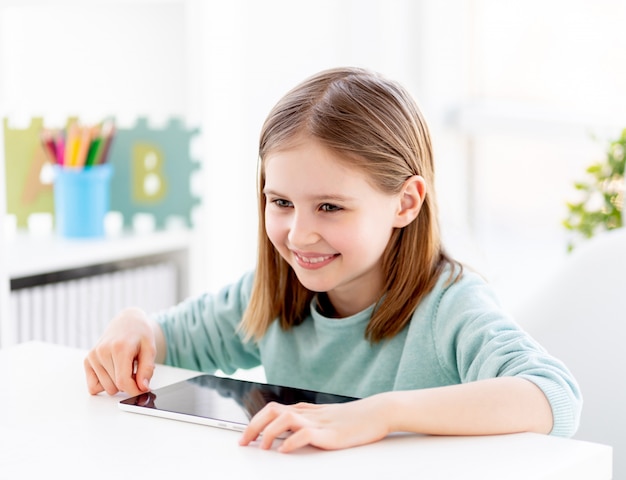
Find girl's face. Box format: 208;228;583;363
263;137;415;317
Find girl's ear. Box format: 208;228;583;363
393;175;426;228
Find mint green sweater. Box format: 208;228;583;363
156;268;581;437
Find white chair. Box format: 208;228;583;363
512;227;625;478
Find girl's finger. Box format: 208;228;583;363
240;402;287;446
135;341;156;392
85;352;119;395
257;409;309;450
83;359;104;395
278;427;316;453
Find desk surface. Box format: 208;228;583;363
0;342;613;479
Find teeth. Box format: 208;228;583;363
298;254;332;264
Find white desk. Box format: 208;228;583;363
0;342;613;479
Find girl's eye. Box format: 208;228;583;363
320;203;342;212
272;198;293;208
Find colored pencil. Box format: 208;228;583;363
45;119;115;169
74;125;92;168
40;129;58;164
96;121;115;165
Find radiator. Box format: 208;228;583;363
9;261;178;349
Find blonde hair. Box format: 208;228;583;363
241;67;460;342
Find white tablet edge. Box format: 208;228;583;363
118;400;248;433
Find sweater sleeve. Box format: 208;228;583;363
154;271;261;374
433;270;582;438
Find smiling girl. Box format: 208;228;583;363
84;67;581;453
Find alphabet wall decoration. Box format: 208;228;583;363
108;117;201;229
2;116;201;232
3;117;54;228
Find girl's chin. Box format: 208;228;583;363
291;270;335;293
294;277;332;293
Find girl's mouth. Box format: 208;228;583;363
293;252;339;270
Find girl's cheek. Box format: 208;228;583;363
265;215;285;246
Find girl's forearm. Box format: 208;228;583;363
376;377;553;436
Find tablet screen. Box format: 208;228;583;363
119;374;358;432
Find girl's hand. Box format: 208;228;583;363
83;307;159;397
238;395;391;453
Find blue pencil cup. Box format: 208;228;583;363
53;164;113;238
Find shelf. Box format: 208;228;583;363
6;229;192;279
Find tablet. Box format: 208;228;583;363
119;374;358;434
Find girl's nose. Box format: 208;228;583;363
287;211;319;247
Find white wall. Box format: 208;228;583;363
2;0;625;307
0;2;188;125
0;109;9;344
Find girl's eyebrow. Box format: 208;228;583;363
263;188;355;203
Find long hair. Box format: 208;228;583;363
240;67;460;342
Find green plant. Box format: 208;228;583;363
563;128;625;252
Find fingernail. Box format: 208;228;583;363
143;378;150;389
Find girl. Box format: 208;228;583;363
84;67;581;453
